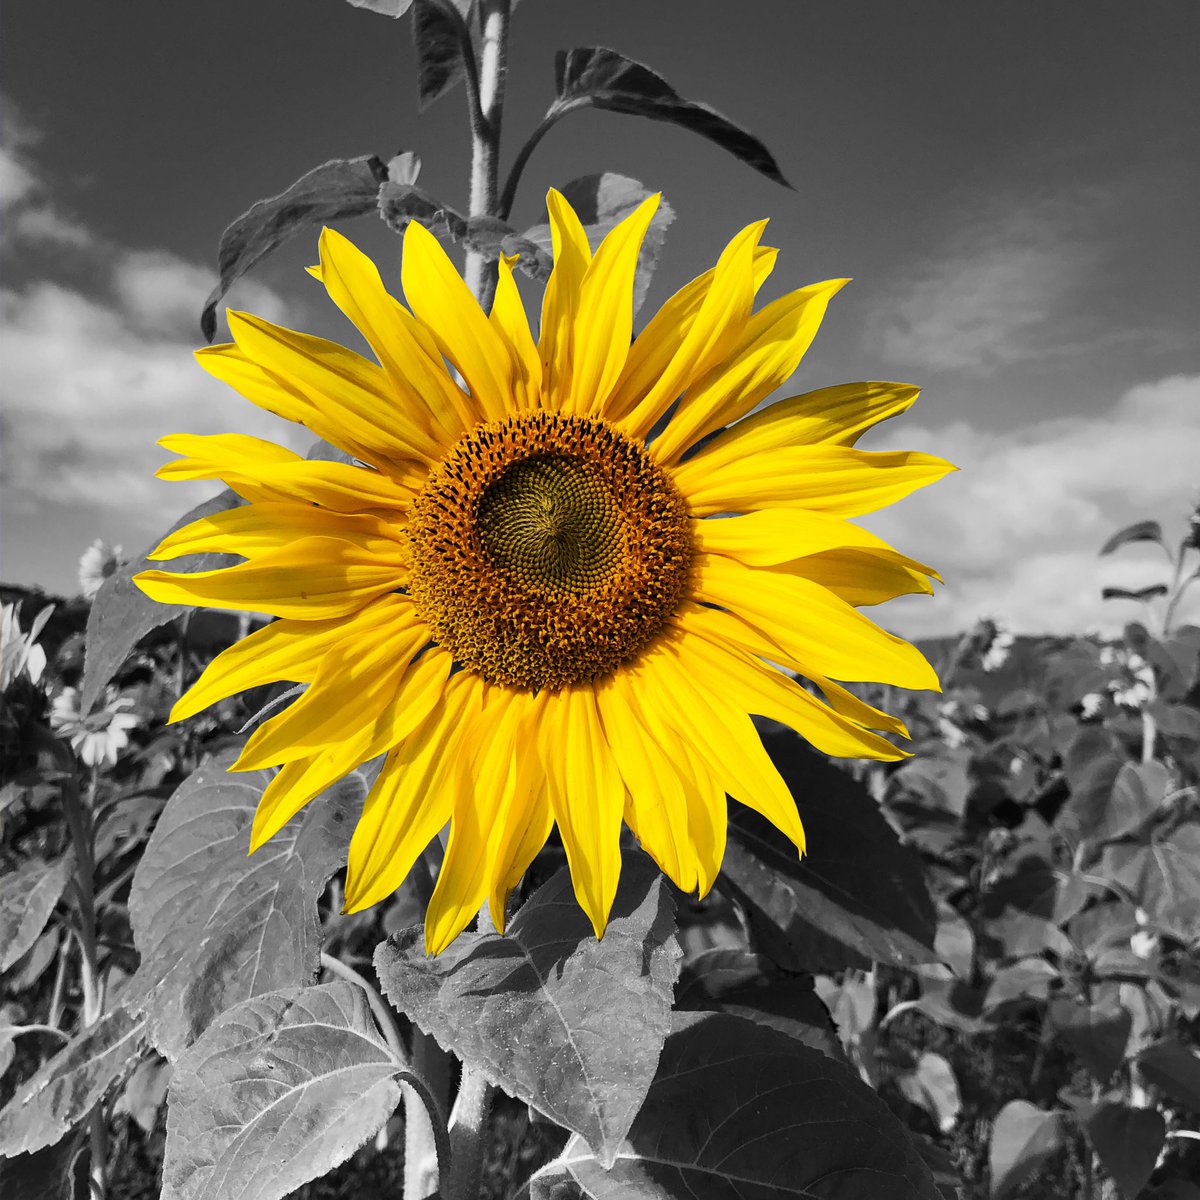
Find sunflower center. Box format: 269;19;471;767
407;411;693;691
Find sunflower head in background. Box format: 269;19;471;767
135;191;955;953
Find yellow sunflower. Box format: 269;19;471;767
135;191;953;953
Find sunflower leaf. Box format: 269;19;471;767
989;1100;1066;1200
411;0;473;111
1099;520;1165;555
0;851;73;972
0;1006;148;1156
161;982;435;1200
200;155;388;342
527;1011;942;1200
0;1126;86;1200
374;854;680;1168
1084;1103;1165;1200
550;47;790;188
80;488;244;716
126;750;367;1061
721;731;938;971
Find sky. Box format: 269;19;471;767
2;0;1198;637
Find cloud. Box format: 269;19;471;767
864;374;1200;636
867;191;1105;373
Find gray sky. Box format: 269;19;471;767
2;0;1198;634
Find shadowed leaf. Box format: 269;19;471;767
201;156;387;341
528;1011;940;1199
0;1127;86;1200
80;489;243;715
1085;1103;1165;1200
375;855;679;1168
989;1100;1065;1200
0;852;73;971
896;1051;961;1134
162;982;433;1200
411;0;472;110
1137;1037;1200;1110
0;1007;148;1156
721;731;938;970
1048;998;1131;1084
1100;520;1165;555
345;0;413;13
551;47;790;188
1102;585;1169;602
127;750;366;1060
1102;822;1200;940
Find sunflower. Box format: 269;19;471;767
135;191;953;952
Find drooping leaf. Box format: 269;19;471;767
1084;1103;1165;1200
375;855;679;1168
0;1127;85;1200
162;982;430;1200
200;155;388;341
674;948;842;1060
5;929;60;991
721;732;938;971
1047;998;1131;1084
0;852;73;972
984;958;1060;1011
80;489;243;715
896;1051;961;1134
345;0;413;14
127;750;366;1060
1137;1037;1200;1110
550;48;790;188
411;0;472;110
1100;520;1165;555
114;1055;172;1135
988;1100;1065;1200
1102;585;1170;603
527;1011;941;1200
0;1006;148;1156
1102;822;1200;940
1054;727;1127;850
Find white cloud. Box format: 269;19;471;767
864;374;1200;637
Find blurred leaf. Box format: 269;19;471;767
6;929;60;991
984;958;1059;1011
0;1006;147;1155
1084;1102;1165;1200
1055;727;1127;850
114;1055;171;1135
675;948;842;1060
1137;1037;1200;1109
1161;626;1200;694
1103;585;1170;602
1148;1183;1200;1199
1100;520;1165;555
1149;700;1200;744
201;155;387;341
1047;998;1131;1083
81;489;243;715
345;0;412;13
550;47;790;188
376;855;679;1168
934;903;975;978
517;174;675;314
528;1012;941;1200
888;974;990;1037
411;0;471;110
989;1100;1065;1200
127;750;366;1060
896;1051;961;1133
979;854;1088;959
1102;822;1200;939
0;852;73;971
1096;761;1171;843
0;1127;85;1200
162;982;428;1200
722;732;938;971
887;748;971;818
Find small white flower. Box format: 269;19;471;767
1080;692;1104;719
50;687;139;767
1130;930;1158;960
78;539;124;600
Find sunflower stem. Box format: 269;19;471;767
463;0;510;311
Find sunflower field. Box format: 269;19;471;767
3;3;1200;1199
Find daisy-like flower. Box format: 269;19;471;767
50;687;140;767
79;538;124;600
135;192;953;952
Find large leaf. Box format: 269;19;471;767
1085;1103;1165;1200
1047;998;1131;1084
720;731;938;970
988;1100;1065;1200
896;1051;961;1134
200;155;387;341
527;1011;940;1200
517;174;674;315
0;1128;85;1200
1137;1037;1200;1110
550;48;789;188
80;489;243;715
162;982;434;1200
0;1006;147;1155
375;855;679;1168
1101;822;1200;939
0;852;73;971
127;750;366;1060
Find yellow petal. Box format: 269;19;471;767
569;193;660;416
694;507;907;566
651;278;847;465
540;687;625;938
619;220;767;441
797;548;938;607
134;534;407;619
538;189;593;410
695;552;940;691
487;762;553;933
674;443;957;518
401;220;516;422
489;253;542;412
